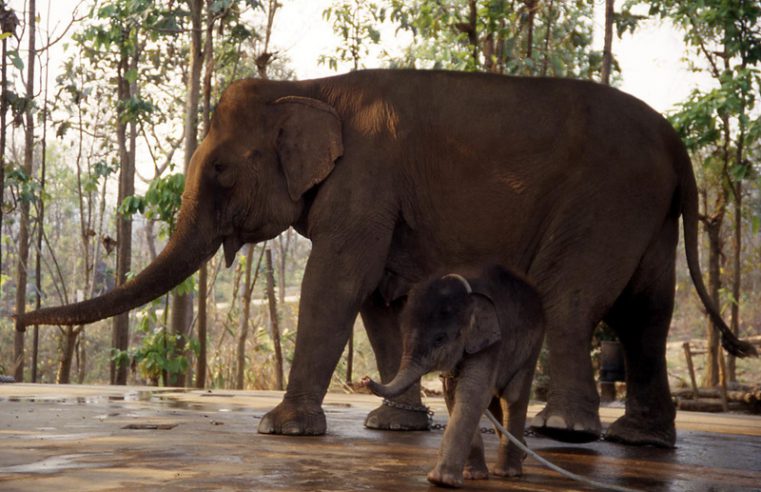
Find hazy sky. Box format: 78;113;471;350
32;0;712;114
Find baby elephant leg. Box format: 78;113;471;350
429;369;493;488
494;372;533;477
463;431;489;480
442;377;490;481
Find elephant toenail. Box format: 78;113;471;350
546;416;568;429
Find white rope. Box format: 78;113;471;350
483;410;642;492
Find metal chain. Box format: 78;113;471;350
382;398;435;429
381;398;541;436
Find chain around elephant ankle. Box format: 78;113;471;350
381;398;434;428
381;398;431;414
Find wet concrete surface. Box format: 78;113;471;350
1;384;760;491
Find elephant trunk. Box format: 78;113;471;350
17;204;220;327
363;358;427;399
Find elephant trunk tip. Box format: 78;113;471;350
360;376;390;398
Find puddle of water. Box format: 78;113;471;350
0;453;111;474
28;432;106;442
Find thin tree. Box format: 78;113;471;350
265;248;284;390
171;0;203;387
196;0;216;390
600;0;614;85
111;24;139;386
0;2;18;297
13;0;36;382
236;244;264;389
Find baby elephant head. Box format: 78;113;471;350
363;273;501;398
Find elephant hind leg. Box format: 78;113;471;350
603;221;678;448
361;292;429;431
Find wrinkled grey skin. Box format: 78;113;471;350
19;70;756;445
364;266;545;488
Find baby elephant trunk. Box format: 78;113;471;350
362;359;427;399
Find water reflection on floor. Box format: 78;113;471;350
1;384;760;491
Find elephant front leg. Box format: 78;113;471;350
257;236;390;436
362;295;430;431
530;315;601;442
428;362;494;488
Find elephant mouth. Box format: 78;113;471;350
223;234;243;267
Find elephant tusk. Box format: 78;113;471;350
441;273;472;294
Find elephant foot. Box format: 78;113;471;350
427;463;464;488
364;401;430;431
492;463;522;478
604;414;675;448
529;405;601;443
463;452;489;480
493;446;525;477
257;398;326;435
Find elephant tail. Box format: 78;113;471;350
676;138;757;358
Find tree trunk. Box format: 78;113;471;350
468;0;478;67
34;21;52;383
276;230;291;304
346;331;354;385
541;0;555;76
196;0;216;389
703;215;723;387
728;184;741;382
0;27;6;293
56;328;79;384
111;33;136;386
172;0;204;387
265;249;284;390
77;331;87;384
525;0;537;62
600;0;615;85
0;2;17;303
236;244;256;389
14;0;36;382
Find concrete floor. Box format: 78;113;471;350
1;384;760;491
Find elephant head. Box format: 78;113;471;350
19;81;343;327
363;274;501;399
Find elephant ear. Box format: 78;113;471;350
274;96;343;201
465;294;501;354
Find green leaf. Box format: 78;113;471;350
125;68;138;84
9;49;23;70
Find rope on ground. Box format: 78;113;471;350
483;410;642;492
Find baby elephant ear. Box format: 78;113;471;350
274;96;344;201
465;296;501;354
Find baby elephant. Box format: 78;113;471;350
362;265;545;488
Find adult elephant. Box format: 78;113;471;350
19;69;756;447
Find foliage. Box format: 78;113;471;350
120;172;184;235
641;0;761;197
385;0;603;78
3;0;760;392
321;0;386;71
128;298;200;385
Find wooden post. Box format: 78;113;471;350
346;332;354;386
717;347;729;412
683;342;699;399
266;249;284;391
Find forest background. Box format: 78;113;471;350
0;0;759;397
